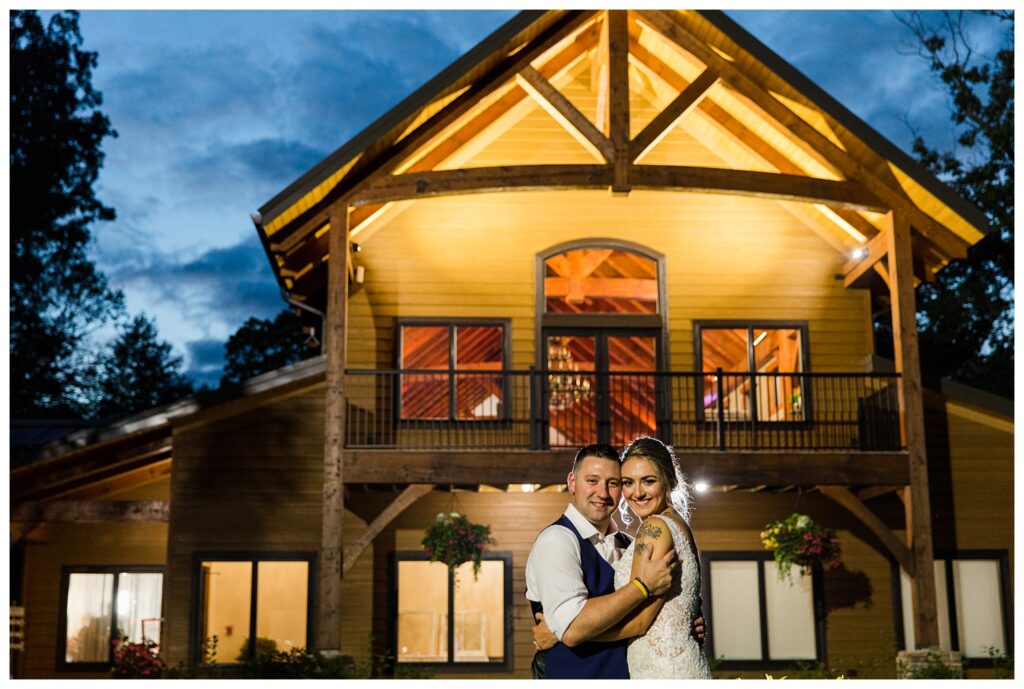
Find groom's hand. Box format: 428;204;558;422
691;614;706;647
632;545;677;597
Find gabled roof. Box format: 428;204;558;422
254;10;987;303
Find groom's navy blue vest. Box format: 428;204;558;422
538;515;630;679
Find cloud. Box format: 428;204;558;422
184;337;226;386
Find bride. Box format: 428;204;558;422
534;436;712;679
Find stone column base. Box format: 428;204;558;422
896;648;963;679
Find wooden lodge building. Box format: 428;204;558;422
11;10;1012;679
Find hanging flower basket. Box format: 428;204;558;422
760;513;841;581
422;512;495;579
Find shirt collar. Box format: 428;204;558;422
564;503;620;542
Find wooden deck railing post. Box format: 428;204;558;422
886;210;939;648
318;201;350;652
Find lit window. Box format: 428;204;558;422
898;554;1009;659
393;553;511;668
61;568;163;668
399;323;505;420
705;555;821;665
544;248;658;314
199;557;310;664
698;324;806;422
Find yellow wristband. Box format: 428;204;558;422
632;577;650;599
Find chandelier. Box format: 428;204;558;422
547;337;593;410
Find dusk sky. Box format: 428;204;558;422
40;8;1008;387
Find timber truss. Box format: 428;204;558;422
257;10;982;306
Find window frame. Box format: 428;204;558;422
387;551;514;672
701;551;827;670
395;318;512;424
57;565;165;672
693;321;812;426
890;549;1013;667
189;551;316;667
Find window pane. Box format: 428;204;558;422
397;561;449;662
900;562;951;651
710;561;761;660
201;562;252;663
117;573;163;645
701;329;752;421
256;562;308;655
401;326;450;420
544;248;657;314
762;562;816;659
453;560;504;662
753;329;804;421
65;573;114;663
455;326;503;419
701;328;748;372
608;335;657;444
546;335;597;447
952;560;1004;657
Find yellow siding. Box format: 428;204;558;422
348;188;871;372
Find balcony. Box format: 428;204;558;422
343;369;902;453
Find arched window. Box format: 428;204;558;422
543;247;658;314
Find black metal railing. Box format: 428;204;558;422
343;369;902;452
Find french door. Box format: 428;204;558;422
542;329;661;448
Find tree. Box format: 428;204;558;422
93;315;193;420
892;10;1013;397
10;10;123;417
221;310;317;385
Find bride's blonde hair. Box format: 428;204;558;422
617;435;691;527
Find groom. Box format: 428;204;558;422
525;443;679;679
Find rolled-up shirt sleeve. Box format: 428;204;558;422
525;525;588;641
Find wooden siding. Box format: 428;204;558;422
348;188;871;373
19;479;171;679
162;390;372;667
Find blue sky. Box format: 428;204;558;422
46;9;1007;386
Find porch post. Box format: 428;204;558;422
318;200;349;651
885;210;939;648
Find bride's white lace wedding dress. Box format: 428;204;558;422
613;515;713;679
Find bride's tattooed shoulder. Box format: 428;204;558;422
635;521;663;554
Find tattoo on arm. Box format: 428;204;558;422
635;522;663;555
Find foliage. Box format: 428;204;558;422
92;314;193;419
896;649;965;679
760;513;841;581
221;309;317;386
422;511;496;578
10;10;124;417
110;637;163;679
887;11;1014;397
986;646;1014;680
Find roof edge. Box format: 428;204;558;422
258;10;546;224
701;10;993;236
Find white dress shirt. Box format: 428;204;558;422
525;503;628;640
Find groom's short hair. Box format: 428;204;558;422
572;443;620;473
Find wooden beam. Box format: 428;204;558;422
343;450;908;486
637;10;970;262
608;10;630;193
843;230;889;287
516;65;612;162
817;486;914;575
886;209;939;648
318;201;349;653
343;484;434;575
12;500;169;523
12;432;172;502
351;164;613;205
630;67;718;162
631;165;885;210
856;485;902;501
